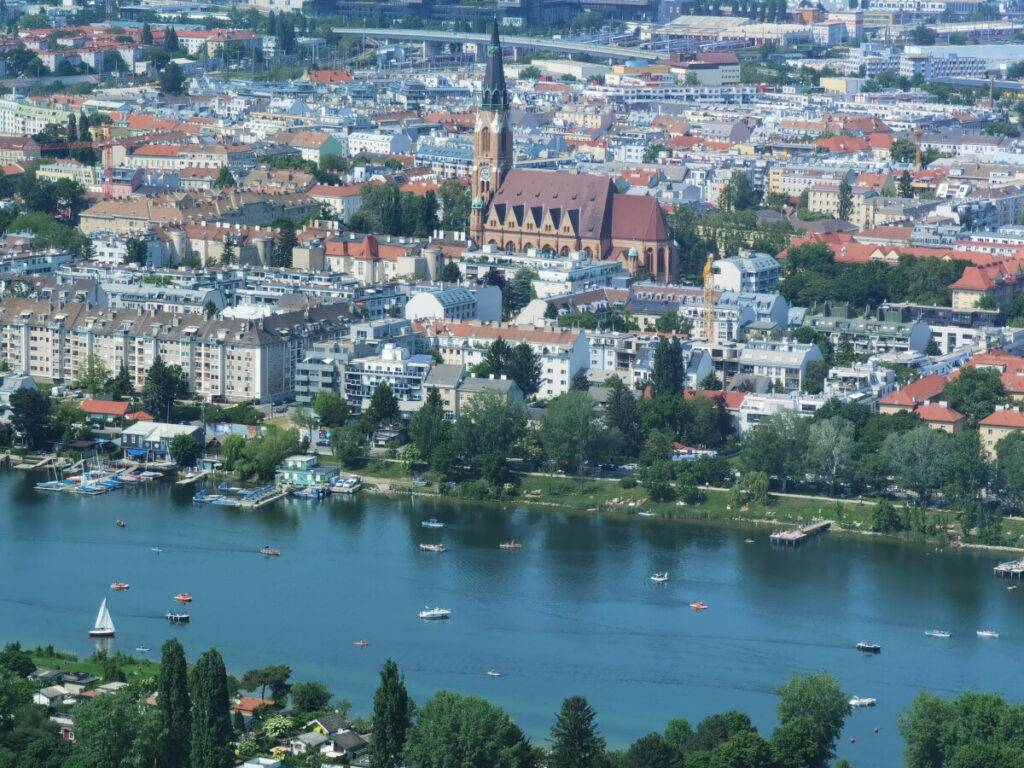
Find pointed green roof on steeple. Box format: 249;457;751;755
481;17;508;112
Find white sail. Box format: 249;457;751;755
93;599;115;634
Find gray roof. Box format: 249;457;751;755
459;376;518;395
425;364;464;389
331;731;368;750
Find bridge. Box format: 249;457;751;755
331;28;663;62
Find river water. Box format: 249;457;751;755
1;470;1020;767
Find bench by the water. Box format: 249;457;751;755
770;521;832;547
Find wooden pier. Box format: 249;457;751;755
770;521;832;547
238;488;289;508
994;560;1024;579
176;471;209;486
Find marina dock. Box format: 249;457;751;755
994;560;1024;578
238;487;289;508
770;521;831;547
176;471;209;486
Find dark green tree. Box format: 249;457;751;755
898;170;913;198
539;391;610;473
141;22;153;45
651;337;684;397
440;262;461;283
190;648;233;768
774;672;850;768
219;236;235;266
109;362;133;400
837;179;853;221
549;696;605;768
408;387;446;464
272;218;297;267
168;433;201;468
66;112;77;143
141;355;188;420
365;381;400;428
239;665;291;702
482;337;513;377
506;343;542;398
157;638;191;768
311;390;349;427
165;27;179;52
626;732;674;768
212;166;236;189
604;375;643;457
369;660;411;768
291;681;332;713
438;179;470;231
943;366;1006;426
125;237;148;266
9;389;52;449
160;61;185;95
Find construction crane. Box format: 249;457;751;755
702;253;715;343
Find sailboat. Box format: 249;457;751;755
88;599;116;637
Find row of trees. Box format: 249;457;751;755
348;180;470;237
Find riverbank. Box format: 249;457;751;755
336;462;1024;555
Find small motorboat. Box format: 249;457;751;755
110;582;130;591
925;629;951;638
419;606;451;620
352;641;370;647
115;520;125;528
689;601;707;611
856;642;882;654
499;541;522;549
151;546;163;553
637;511;655;517
1009;585;1019;591
650;572;669;583
744;538;755;544
259;547;281;556
850;696;877;708
166;612;190;623
419;543;446;553
487;670;501;678
977;630;999;638
136;645;149;653
421;519;445;528
173;593;193;604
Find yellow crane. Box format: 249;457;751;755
702;254;715;343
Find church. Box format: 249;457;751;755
469;23;678;283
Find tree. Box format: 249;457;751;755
276;17;296;54
212;166;236;189
369;660;411;768
741;410;809;491
124;237;148;266
158;638;191;768
160;61;185;95
870;499;905;533
776;672;850;768
204;300;218;319
482;337;513;378
0;643;34;678
454;389;528;471
626;732;674;768
996;431;1024;513
539;392;609;473
440;262;461;283
643;144;667;164
908;24;937;44
141;355;188;420
505;268;534;317
66;112;77;143
239;664;292;702
68;689;147;768
141;21;153;45
651;337;684;397
109;362;133;400
220;433;246;471
438;179;470;231
717;171;757;213
331;424;365;468
165;27;179;52
218;236;235;266
77;353;111;396
880;426;952;504
943;366;1006;426
365;381;400;428
168;433;201;468
506;343;542;398
519;65;542;79
408;387;446;464
291;681;333;714
898;169;913;198
9;388;52;449
571;370;590;391
891;138;917;164
403;691;536;768
805;417;855;494
273;218;297;267
190;648;234;768
604;376;643;457
311;390;348;427
837;179;853;221
549;696;605;768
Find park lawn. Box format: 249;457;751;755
30;649;160;684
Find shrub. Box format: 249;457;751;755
620;477;637;489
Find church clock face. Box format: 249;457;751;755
479;168;492;181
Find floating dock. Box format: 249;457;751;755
994;560;1024;579
176;471;209;486
770;521;831;546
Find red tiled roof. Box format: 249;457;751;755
127;411;154;421
980;409;1024;428
878;374;946;408
81;399;131;416
914;404;964;423
231;697;276;715
683;388;747;409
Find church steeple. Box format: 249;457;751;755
471;16;513;244
481;18;508;112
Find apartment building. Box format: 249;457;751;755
0;298;352;403
344;343;434;416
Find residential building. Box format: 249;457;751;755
121;422;205;462
405;286;486;322
344;343;434;416
424;364;524;419
275;454;339;486
737;340;824;392
712;252;782;294
801;304;932;355
877;373;948;414
980;406;1024;458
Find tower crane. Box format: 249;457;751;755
702;253;715;343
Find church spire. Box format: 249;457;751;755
481;17;508;112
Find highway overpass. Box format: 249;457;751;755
331;28;663;62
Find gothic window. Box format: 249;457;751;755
480;127;491;153
505;241;515;251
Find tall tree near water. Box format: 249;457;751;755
190;648;233;768
651;336;683;397
157;638;191;768
604;375;643;457
142;354;188;420
369;660;411;768
549;696;606;768
506;343;542;398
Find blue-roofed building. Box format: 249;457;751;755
344;343;435;417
